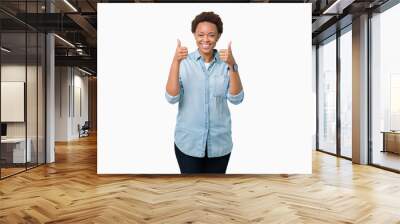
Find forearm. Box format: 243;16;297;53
228;67;243;95
166;60;181;96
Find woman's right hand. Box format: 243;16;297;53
174;39;188;63
166;39;186;98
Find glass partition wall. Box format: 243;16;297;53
0;1;46;179
0;31;27;177
316;0;400;172
339;27;352;159
317;35;337;155
317;26;353;159
370;3;400;172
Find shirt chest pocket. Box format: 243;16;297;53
213;74;229;97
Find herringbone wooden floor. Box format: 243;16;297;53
1;134;400;224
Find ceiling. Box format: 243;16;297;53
0;0;394;75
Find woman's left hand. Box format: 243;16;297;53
219;41;236;68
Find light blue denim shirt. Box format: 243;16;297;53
165;49;244;158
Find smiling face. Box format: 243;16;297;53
194;21;220;56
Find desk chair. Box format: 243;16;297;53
78;121;90;138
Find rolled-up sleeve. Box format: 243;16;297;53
165;74;184;104
227;89;244;105
165;91;180;104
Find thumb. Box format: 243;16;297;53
228;41;232;51
177;39;181;48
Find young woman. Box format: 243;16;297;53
165;11;244;174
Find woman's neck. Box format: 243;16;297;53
199;50;213;63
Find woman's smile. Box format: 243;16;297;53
200;43;211;50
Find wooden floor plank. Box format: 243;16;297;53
0;134;400;223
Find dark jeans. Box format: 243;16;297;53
174;143;231;174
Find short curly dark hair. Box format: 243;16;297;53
191;11;223;34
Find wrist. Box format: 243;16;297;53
228;63;238;72
173;58;181;64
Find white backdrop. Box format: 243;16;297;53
98;3;312;174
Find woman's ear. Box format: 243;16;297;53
217;33;221;41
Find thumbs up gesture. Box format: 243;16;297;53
174;39;188;63
219;41;236;67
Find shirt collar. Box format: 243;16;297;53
193;49;220;63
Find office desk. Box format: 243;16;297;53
1;138;32;163
381;131;400;154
